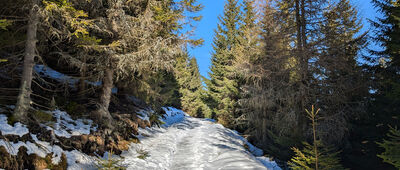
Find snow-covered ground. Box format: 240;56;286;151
0;107;280;170
121;107;281;170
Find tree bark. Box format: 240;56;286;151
92;66;114;127
14;0;39;122
78;55;87;100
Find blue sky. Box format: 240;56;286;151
189;0;381;79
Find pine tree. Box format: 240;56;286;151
368;1;400;168
8;0;91;122
316;0;368;144
207;0;241;128
62;0;203;126
175;51;210;117
377;126;400;169
289;106;345;170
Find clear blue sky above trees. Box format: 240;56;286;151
189;0;381;79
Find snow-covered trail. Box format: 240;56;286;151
122;108;281;170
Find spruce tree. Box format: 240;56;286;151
207;0;241;128
289;106;345;170
316;0;368;144
176;51;210;117
377;126;400;169
369;1;400;168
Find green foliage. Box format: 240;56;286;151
136;148;150;160
95;151;126;170
65;101;85;118
290;141;344;170
289;106;345;170
42;0;91;38
207;0;242;127
0;19;12;30
149;113;165;127
377;126;400;169
32;110;55;123
175;52;211;117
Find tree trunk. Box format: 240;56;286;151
78;55;87;100
14;0;39;122
92;67;114;127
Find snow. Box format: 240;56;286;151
121;107;281;170
0;106;280;170
45;110;97;138
161;107;187;126
0;114;29;137
34;65;78;85
0;111;97;169
35;65;118;93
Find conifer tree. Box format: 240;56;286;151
368;1;400;168
65;0;203;126
377;126;400;169
7;0;91;122
289;106;344;170
316;0;368;144
370;0;400;134
207;0;241;127
176;52;210;117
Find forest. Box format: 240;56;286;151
0;0;399;169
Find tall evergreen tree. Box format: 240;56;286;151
369;0;400;169
377;126;400;169
206;0;241;128
176;52;210;117
316;0;368;144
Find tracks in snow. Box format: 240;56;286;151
122;116;270;170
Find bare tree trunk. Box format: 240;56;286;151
78;55;87;100
92;66;113;127
14;0;39;122
100;67;113;111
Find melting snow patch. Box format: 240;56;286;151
45;110;97;138
0;114;29;137
35;65;78;85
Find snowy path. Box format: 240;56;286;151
121;108;281;170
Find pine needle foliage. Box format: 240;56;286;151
0;19;12;30
377;126;400;169
289;106;345;170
